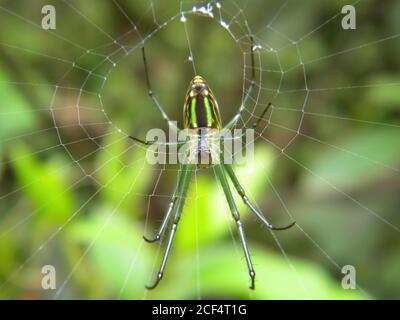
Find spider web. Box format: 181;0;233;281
0;0;399;299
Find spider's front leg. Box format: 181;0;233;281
141;46;180;134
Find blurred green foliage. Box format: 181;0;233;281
0;0;399;299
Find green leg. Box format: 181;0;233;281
142;47;179;133
146;164;193;289
223;36;256;131
252;102;271;129
222;37;274;131
223;163;295;231
143;168;183;243
214;163;256;290
129;47;180;145
128;136;185;147
223;80;255;130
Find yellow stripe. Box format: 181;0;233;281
204;97;213;127
190;98;198;128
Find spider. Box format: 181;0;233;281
129;38;296;290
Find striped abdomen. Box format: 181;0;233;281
183;75;221;129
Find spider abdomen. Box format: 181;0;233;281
183;75;222;130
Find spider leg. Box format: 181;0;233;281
214;163;256;290
128;135;155;146
223;36;256;131
143;196;177;243
216;102;270;146
223;163;296;230
252;102;272;129
142;168;184;243
141;47;179;133
145;164;193;290
128;135;185;147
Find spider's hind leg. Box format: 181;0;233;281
142;164;186;243
224;163;296;231
214;163;256;290
142;197;177;243
145;164;193;290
